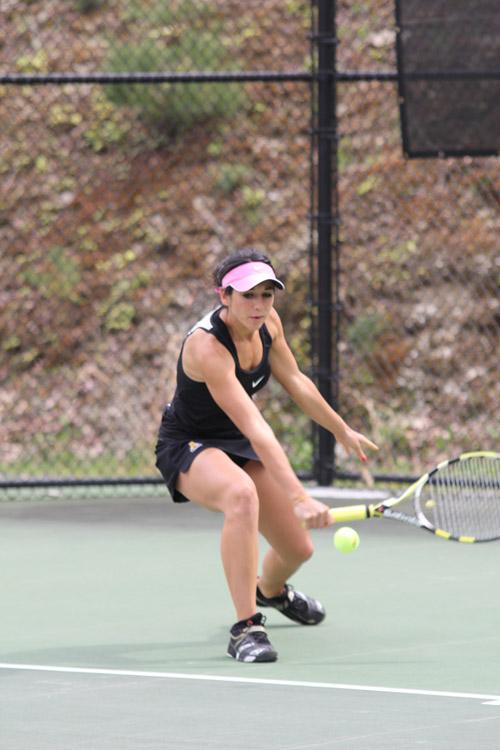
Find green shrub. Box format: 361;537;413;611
105;31;247;134
105;302;136;332
212;163;251;194
21;246;82;303
124;0;211;25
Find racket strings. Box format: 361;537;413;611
418;456;500;541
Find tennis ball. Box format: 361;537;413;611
333;526;360;553
425;499;436;509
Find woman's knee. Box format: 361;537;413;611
223;479;259;524
278;534;314;567
293;537;314;565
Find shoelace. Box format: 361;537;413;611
233;614;268;638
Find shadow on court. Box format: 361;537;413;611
1;493;499;749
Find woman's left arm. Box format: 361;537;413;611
268;310;378;462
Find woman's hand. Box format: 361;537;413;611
293;495;332;529
337;426;379;463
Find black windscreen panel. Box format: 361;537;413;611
395;0;500;157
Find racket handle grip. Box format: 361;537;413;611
329;505;369;523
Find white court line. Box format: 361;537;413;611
1;663;499;706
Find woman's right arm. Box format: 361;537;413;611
184;333;330;526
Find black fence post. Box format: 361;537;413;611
312;0;338;486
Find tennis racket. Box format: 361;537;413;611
329;451;500;543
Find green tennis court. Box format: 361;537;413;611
2;490;499;749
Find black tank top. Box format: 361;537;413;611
161;307;272;441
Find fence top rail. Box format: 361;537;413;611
3;69;500;86
0;71;313;85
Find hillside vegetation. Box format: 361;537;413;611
1;0;498;480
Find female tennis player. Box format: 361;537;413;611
155;248;378;662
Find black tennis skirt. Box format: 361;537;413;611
155;416;259;503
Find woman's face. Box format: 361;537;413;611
222;281;276;331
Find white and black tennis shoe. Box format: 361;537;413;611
227;613;278;663
256;583;325;625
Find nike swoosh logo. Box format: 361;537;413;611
252;376;265;388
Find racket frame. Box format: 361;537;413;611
328;451;500;543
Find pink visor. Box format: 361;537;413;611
220;261;285;292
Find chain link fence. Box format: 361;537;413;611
1;0;499;494
333;0;499;478
1;0;315;492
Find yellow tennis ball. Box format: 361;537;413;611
425;499;436;509
333;526;360;553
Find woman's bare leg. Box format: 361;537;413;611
176;449;260;621
244;461;314;597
